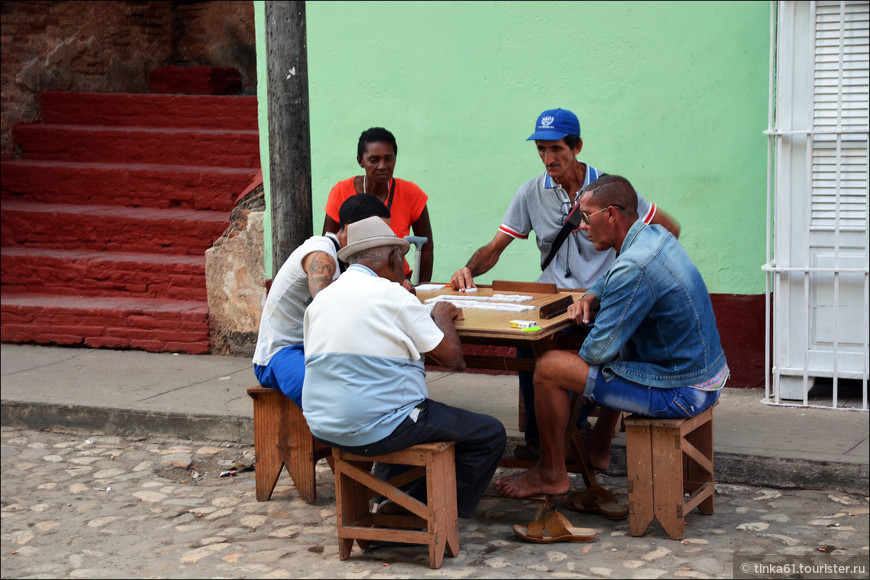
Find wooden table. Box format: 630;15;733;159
416;280;598;489
415;280;587;373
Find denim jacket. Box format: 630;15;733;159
579;220;728;388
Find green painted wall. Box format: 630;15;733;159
254;3;272;268
255;1;770;294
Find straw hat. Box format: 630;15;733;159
337;216;410;262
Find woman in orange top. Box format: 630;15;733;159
322;127;433;283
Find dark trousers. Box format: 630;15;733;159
320;399;506;519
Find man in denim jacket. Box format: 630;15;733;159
497;174;729;499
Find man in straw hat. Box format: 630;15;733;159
302;216;506;518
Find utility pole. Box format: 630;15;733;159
265;1;311;276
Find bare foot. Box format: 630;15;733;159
494;471;522;493
495;466;570;499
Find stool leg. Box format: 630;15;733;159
282;399;320;503
652;425;685;540
626;423;655;536
443;448;459;559
333;454;351;560
426;447;458;568
335;456;372;560
251;391;284;502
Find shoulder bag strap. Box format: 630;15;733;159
541;203;583;271
540;168;607;271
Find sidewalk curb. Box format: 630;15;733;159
1;400;252;444
3;399;867;496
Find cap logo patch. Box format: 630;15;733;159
540;116;555;127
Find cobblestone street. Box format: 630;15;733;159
2;426;868;579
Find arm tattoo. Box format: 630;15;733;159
307;252;337;297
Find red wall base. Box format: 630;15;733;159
710;293;766;388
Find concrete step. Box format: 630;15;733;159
0;248;206;301
14;124;260;168
1;159;258;211
1;200;228;255
0;293;210;354
40;91;257;130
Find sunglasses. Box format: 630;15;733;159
580;204;625;225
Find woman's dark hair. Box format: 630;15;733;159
357;127;398;158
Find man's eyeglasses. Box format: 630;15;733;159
580;204;624;225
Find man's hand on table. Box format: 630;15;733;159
568;293;600;326
449;267;477;291
431;301;464;324
427;302;466;370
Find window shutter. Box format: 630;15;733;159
810;1;869;231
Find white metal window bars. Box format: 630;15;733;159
764;1;869;410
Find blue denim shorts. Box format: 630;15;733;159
584;365;720;419
253;344;305;408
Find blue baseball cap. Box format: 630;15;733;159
526;108;581;141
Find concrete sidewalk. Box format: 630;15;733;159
1;343;867;494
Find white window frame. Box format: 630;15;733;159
764;0;869;410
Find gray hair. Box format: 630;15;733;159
345;245;396;266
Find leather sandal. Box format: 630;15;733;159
562;484;628;520
513;510;596;544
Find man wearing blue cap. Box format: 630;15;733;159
450;108;681;473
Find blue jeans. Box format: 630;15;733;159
316;399;506;519
585;365;721;418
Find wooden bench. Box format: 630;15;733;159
247;386;332;502
332;441;459;569
623;404;716;540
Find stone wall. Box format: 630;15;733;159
171;1;256;92
205;176;267;357
0;0;255;158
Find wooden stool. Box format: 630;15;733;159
332;441;459;569
623;405;716;540
247;386;331;502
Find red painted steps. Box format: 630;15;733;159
1;160;258;211
1;248;206;301
41;91;257;130
1;201;229;255
0;88;260;355
14;124;260;168
0;294;210;354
